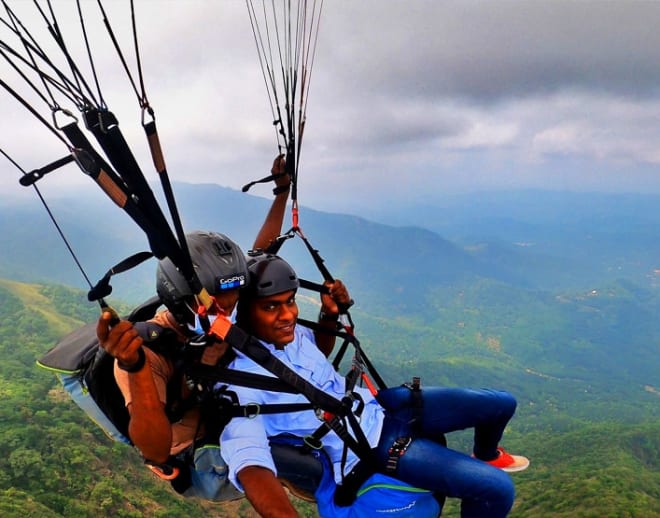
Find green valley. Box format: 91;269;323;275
0;279;657;517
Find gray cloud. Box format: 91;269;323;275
321;1;660;102
3;1;660;216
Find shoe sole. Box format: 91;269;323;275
501;460;530;473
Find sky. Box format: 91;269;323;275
2;0;660;217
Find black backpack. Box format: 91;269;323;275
36;296;164;444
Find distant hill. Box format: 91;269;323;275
5;185;660;307
0;183;489;312
3;185;660;397
371;190;660;234
370;190;660;291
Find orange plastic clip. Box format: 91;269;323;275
209;316;232;341
146;463;180;481
292;201;299;228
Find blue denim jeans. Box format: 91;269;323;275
374;386;517;517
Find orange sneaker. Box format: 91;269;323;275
483;447;530;472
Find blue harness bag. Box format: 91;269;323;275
314;451;440;518
270;436;441;518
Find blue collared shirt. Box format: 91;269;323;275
219;325;385;490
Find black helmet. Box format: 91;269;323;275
156;230;248;322
245;252;299;298
236;252;299;331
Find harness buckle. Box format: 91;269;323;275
404;376;421;391
316;408;335;422
303;435;323;450
243;403;261;419
385;436;412;473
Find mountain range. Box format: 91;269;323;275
4;185;660;299
2;185;660;386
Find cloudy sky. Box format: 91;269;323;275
2;0;660;217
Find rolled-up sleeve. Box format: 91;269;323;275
220;408;276;491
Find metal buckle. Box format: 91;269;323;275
303;435;323;450
385;436;412;473
388;436;412;457
243;403;261;419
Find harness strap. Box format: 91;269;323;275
82;109;159;220
61;117;212;316
298;317;387;392
292;228;355;313
87;251;153;302
60;122;172;259
405;377;424;435
142;117;195;274
19;154;75;186
221;326;345;413
211;325;376;463
333;459;374;506
225;401;314;419
77;109;207;313
324;409;375;464
188;365;307;394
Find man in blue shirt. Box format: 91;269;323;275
220;253;529;517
